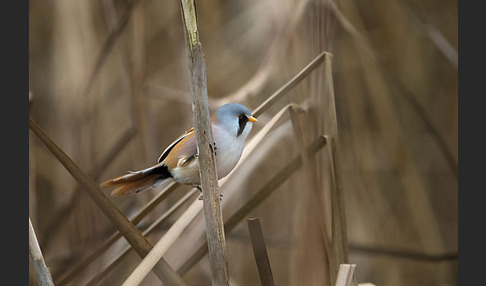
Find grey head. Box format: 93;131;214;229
213;103;257;138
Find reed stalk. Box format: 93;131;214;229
334;264;357;286
29;218;55;286
247;218;275;286
180;1;229;285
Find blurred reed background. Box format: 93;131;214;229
29;0;457;285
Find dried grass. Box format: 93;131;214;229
29;0;457;285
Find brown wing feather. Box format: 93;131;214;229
158;128;194;163
161;131;197;169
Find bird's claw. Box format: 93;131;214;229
195;186;223;202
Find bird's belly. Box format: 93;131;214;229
170;141;243;185
170;162;200;185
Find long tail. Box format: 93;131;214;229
100;163;172;196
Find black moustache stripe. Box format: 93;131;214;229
237;116;249;137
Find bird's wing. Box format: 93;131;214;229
157;128;194;163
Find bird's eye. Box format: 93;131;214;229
237;114;243;119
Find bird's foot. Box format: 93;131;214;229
195;186;203;200
211;141;218;156
195;186;223;202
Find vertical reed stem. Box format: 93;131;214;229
323;56;349;284
247;218;275;286
180;1;229;285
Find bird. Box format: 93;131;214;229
100;103;257;196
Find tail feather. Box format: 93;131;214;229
110;175;160;196
100;163;171;196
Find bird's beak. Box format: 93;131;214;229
248;116;258;122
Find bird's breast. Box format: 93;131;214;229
214;138;244;179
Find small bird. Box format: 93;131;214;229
101;103;257;196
